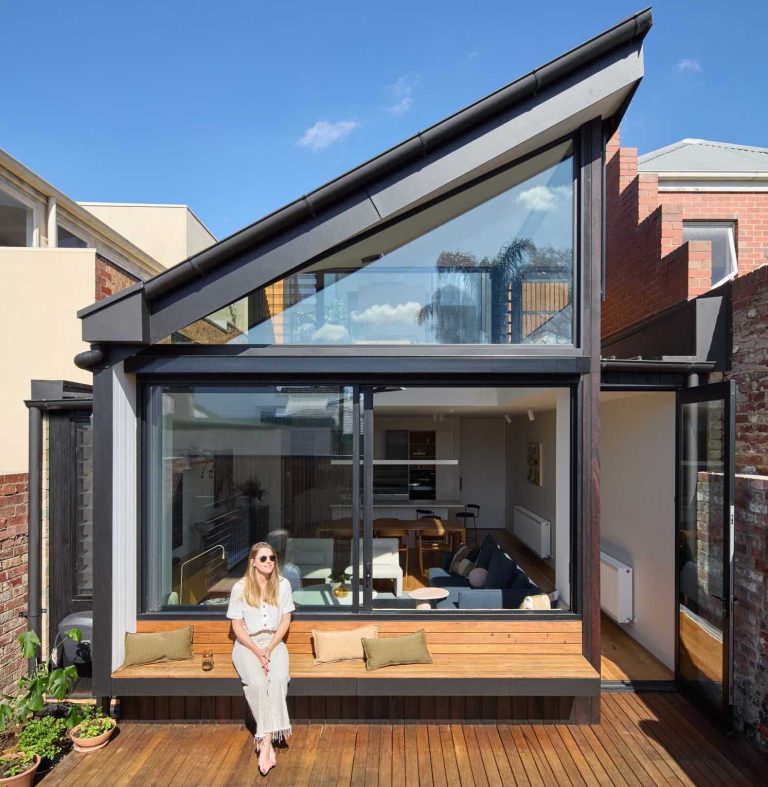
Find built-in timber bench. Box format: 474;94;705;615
113;619;600;723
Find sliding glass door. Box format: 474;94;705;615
676;381;735;722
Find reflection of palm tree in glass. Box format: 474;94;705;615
417;238;535;343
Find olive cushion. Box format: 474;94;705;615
312;624;379;664
123;625;193;667
361;629;433;670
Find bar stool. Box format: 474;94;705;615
455;504;480;547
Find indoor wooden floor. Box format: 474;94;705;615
42;693;766;786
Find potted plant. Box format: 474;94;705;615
331;571;352;598
0;751;40;787
16;716;68;773
69;712;116;753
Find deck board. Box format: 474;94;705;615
41;693;768;786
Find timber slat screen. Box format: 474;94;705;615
42;693;768;787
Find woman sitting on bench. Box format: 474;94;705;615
227;542;295;776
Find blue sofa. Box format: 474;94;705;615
428;535;541;609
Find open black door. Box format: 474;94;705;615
676;381;735;723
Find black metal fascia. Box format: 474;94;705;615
600;359;716;373
78;8;651;321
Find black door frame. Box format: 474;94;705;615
675;380;736;726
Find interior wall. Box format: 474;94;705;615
600;391;675;668
459;417;507;528
506;409;558;567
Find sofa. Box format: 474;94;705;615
428;534;542;610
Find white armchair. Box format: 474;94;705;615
286;538;334;582
345;538;404;597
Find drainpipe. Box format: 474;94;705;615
26;404;43;671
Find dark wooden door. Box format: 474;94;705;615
48;410;93;686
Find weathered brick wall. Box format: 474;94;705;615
0;473;29;693
729;265;768;749
95;255;139;301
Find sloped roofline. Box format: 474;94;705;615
79;7;651;325
639;138;768;169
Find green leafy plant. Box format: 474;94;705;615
73;713;115;740
17;716;68;764
0;628;85;733
0;750;36;779
331;570;351;584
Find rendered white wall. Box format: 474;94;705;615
600;392;676;669
459;417;507;529
112;363;137;671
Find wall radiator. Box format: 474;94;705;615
511;506;551;558
600;552;634;623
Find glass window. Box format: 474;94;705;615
172;142;575;346
58;225;88;248
682;221;737;287
143;385;360;612
0;187;34;247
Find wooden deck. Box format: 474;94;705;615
42;693;767;786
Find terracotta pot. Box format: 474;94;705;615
69;722;116;753
0;753;40;787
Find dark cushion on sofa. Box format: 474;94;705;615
509;568;533;589
430;573;471;589
485;549;519;589
475;535;499;570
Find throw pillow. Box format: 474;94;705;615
519;594;552;610
457;558;475;578
468;567;488;588
485;549;518;589
123;626;193;667
312;624;379;664
509;568;532;589
475;534;499;570
362;629;433;671
449;546;474;575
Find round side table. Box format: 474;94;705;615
408;587;450;610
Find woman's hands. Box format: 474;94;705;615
253;643;271;674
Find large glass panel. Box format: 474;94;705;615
678;398;727;709
172;142;574;346
682;221;737;287
143;385;359;611
0;188;33;246
58;225;88;248
370;386;570;612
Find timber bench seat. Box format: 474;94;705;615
111;619;599;697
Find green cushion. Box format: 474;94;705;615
361;629;433;671
123;626;193;667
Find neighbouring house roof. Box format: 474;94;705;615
639;138;768;174
77;8;652;352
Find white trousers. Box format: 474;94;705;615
232;633;291;742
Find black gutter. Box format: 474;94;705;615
78;8;652;317
601;359;716;373
24;404;42;670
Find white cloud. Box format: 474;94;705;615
677;58;701;73
297;119;358;151
386;76;416;116
517;184;570;212
350;301;422;326
312;323;350;343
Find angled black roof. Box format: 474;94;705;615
78;8;651;351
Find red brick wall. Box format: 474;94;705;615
603;132;712;339
0;473;29;694
95;255;139;301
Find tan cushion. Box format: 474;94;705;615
362;629;433;671
312;625;379;664
449;546;474;575
519;594;552;610
123;626;193;667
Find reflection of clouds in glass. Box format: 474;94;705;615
312;323;350;343
350;301;422;326
517;184;570;212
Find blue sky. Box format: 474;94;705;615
1;1;766;240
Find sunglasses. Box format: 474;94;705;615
257;554;276;563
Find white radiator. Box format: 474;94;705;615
600;552;633;623
511;506;551;558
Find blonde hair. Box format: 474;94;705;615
242;542;280;607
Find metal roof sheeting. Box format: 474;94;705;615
639;139;768;173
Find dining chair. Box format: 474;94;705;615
417;517;453;577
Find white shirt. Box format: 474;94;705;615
226;576;295;634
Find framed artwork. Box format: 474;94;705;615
526;442;543;486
